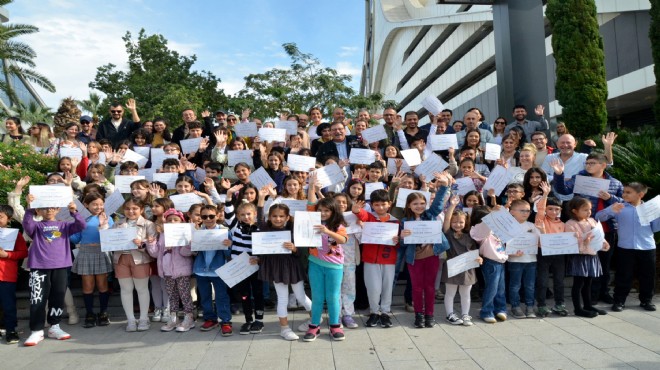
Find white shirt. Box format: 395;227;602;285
541;151;588;201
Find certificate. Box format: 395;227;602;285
455;177;477;196
150;148;178;170
396;188;431;209
364;182;384;200
228;150;253;166
252;231;292;254
56;198;91;222
429;134;458;151
258;128;286;142
414;154;449;180
170;193;204;212
249;166;277;191
121;149;148;168
164;223;194;247
343;212;361;234
481;209;526;243
349;148;377;165
138;168;155;182
191;228;229;251
99;227;138;252
280;199;308;214
484;143;501;161
586;222;605;252
293;211;322;247
573;175;611;198
234;122;258;137
275;121;298;136
387;157;412;174
0;228;19;251
215;252;259;288
361;222;399;246
152;172;179;189
361;124;387;144
287;154;317;172
133;146;151;159
403;221;444;244
637;195;660;226
421;95;444;115
400;149;422;167
194;167;207;183
59;147;83;160
483;165;512;195
179;137;203;155
114;175;145;193
29;185;73;208
506;232;539;255
312;163;344;188
447;250;480;278
540;232;579;256
104;190;125;215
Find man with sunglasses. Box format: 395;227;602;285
76;116;96;144
96;99;141;147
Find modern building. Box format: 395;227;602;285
360;0;655;129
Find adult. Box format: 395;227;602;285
332;107;352;135
214;110;227;127
550;121;568;146
438;109;455;133
1;117;29;144
469;107;491;133
381;107;399;145
77;115;96;144
491;117;507;145
393;111;429;149
310;123;332;157
455;111;494;147
96;99;141;148
28;122;54;153
530;131;554;167
306;107;324;141
504;104;549;142
316;121;366;167
297;113;309;128
171;108;213;145
47;122;83;156
141;121;153;133
151;117;172;147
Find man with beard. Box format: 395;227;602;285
504;104;549;142
96;99;141;147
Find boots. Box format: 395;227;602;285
414;313;425;328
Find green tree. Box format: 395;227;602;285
0;0;55;112
546;0;608;138
89;29;228;122
76;92;103;124
14;100;53;126
650;0;660;123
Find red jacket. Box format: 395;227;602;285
354;209;399;265
0;232;28;282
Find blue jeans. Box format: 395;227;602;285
309;261;343;326
0;281;17;331
196;275;231;323
480;259;506;319
508;262;537;307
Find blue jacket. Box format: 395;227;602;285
192;225;230;276
399;185;450;265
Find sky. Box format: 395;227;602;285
7;0;366;109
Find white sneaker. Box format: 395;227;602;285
297;317;322;332
137;319;151;331
175;314;195;332
161;310;171;323
280;328;299;341
126;319;137;332
24;331;44;346
47;324;71;340
152;309;162;322
161;315;178;332
288;293;298;309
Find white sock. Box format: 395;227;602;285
134;278;150;321
118;278;136;321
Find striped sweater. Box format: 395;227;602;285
225;200;259;257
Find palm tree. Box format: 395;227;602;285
15;100;53;128
76;92;103;124
0;0;55;112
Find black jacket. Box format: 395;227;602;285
96;118;140;147
316;135;366;164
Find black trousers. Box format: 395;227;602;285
536;254;566;306
613;247;656;305
234;272;264;322
29;268;68;331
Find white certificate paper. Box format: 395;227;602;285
429;134;458;151
361;124;387;143
252;231;292;255
234;122;258;137
312;163;344;188
364;182;384;200
483;165;513;195
275;121;298;136
215;252;259;288
403;221;444;244
293;211;322;247
506;232;539;255
249;166;277;191
104;190;125;216
400;149;422;167
152;172;179;189
228;150;253;166
573;175;611;198
0;228;19;251
361;222;399;246
133;146;151;158
164;223;194;247
343;212;361;235
121;149;148;168
396;188;431;209
100;227;138;252
455;177;477;196
387;157;412;174
637;195;660;226
150;148;178;169
258;128;287;142
114;175;146;194
179;137;203;155
170;193;204;212
349;148;377;165
482;209;526;243
29;185;73;208
287;154;317;172
59;147;83;160
540;232;579;256
484;143;501;161
447;250;480;278
280;199;309;214
421;95;444;115
414;154;449;180
191;228;229;251
586;222;606;252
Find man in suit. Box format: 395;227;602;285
316;121;367;169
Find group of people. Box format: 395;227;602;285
0;99;657;348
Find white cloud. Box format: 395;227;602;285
219;79;245;95
335;61;361;77
338;46;359;57
169;40;203;57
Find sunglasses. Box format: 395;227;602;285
495;121;506;124
110;110;123;113
200;214;216;220
227;118;237;122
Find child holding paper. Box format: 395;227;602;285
149;197;174;323
0;205;28;344
332;192;361;329
595;182;660;312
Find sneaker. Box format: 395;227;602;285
414;313;425;328
611;302;625;312
67;310;79;325
47;324;71;340
405;303;415;313
280;327;299;341
330;326;345;341
446;312;463;325
220;323;233;336
160;316;178;332
537;306;552;317
152;308;162;322
297;317;322;332
424;315;437;328
380;313;393;328
126;319;138;332
640;302;657;311
249;321;264;334
161;310;171;323
303;326;320;342
239;322;252;335
461;314;473;326
97;312;110;326
551;304;568;316
137;318;151;331
342;315;359;329
526;307;537;318
511;306;525;319
200;319;219;331
482;316;497;324
175;314;195;332
6;331;19;344
83;313;97;328
495;312;507;321
365;313;380;327
24;331;44;346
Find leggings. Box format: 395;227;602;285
445;284;472;316
408;256;440;315
164;276;194;315
29;268;68;331
341;264;357;316
572;276;593;311
119;277;150;321
274;281;311;318
150;275;169;310
309;261;343;326
234;272;264;322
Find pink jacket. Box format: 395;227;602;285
147;233;193;278
470;222;508;263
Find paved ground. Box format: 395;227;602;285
2;287;660;370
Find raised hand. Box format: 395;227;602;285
449;195;460;207
352;200;365;214
201;110;210;118
540;181;551;195
62;171;73;186
79;142;87;156
125;98;137;111
601;132;617;147
242;108;251;121
534;104;545;116
549;158;564;174
198;137;210;152
149;183;161;197
220;178;231;190
611;202;625;213
68;201;77;213
99;212;109;226
15;175;31;192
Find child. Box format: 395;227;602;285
595;182;660;312
194;205;233;336
399;172;450;328
130;180;154;219
112;197;157;331
23;198;86;346
442;196;481;326
303;197;348;342
147;208;195;332
564;197;610;317
333;192;360;329
71;193;114;328
352;189;399;328
534;182;568;317
0;205;28;344
149;197;174;323
457;158;485;193
87;163;115;195
470;206;508;323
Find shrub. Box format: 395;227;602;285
0;141;59;205
607;126;660;200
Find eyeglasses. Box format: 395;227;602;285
494;121;506;124
200;214;216;220
110;110;123;113
585;161;603;166
227;118;237;122
163;148;179;153
507;189;522;193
